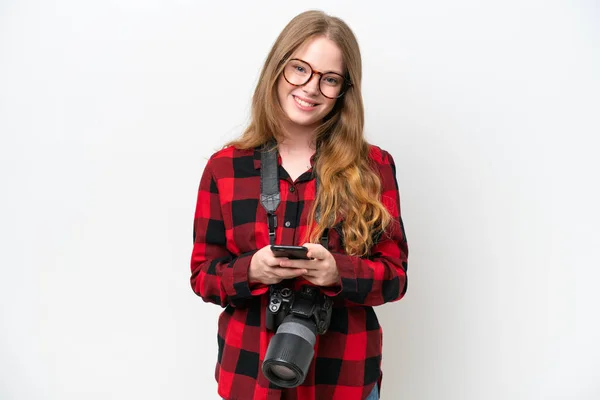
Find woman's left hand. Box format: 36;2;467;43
278;243;340;287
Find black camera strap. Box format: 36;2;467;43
260;146;280;246
260;143;329;248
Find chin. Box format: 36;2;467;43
286;113;321;127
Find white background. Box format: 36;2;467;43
1;1;599;399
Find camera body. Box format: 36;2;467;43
262;284;334;388
266;285;333;336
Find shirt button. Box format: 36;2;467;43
285;221;291;227
289;186;295;192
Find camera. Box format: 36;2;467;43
262;284;333;388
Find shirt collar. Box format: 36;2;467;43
253;144;318;170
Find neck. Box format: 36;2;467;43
278;120;318;153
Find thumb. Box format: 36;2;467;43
303;242;324;259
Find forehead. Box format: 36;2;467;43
291;36;344;74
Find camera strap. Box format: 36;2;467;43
260;143;329;248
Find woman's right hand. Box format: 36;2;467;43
248;245;307;285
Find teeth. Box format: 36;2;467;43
294;96;316;107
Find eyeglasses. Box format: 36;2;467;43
282;58;352;99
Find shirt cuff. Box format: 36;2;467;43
320;253;358;297
223;250;266;300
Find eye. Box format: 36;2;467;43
323;76;340;86
295;65;306;73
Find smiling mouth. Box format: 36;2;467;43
293;95;318;107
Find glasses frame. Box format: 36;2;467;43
282;58;352;99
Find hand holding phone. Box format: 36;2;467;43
273;243;341;288
248;245;309;285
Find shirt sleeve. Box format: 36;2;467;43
322;149;408;306
189;157;268;308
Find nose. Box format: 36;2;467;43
302;73;321;96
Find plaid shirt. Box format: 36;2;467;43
190;144;408;400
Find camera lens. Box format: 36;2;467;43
270;365;297;381
262;314;317;388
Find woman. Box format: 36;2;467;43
190;10;408;400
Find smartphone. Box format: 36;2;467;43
270;245;310;260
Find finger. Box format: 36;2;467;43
265;256;289;267
301;270;319;278
303;243;327;260
278;259;314;269
277;255;322;269
274;267;308;278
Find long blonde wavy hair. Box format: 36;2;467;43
226;10;392;257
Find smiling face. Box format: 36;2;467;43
276;36;344;131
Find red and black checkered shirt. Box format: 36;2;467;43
190;144;408;400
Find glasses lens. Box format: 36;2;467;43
320;73;345;98
284;59;312;86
